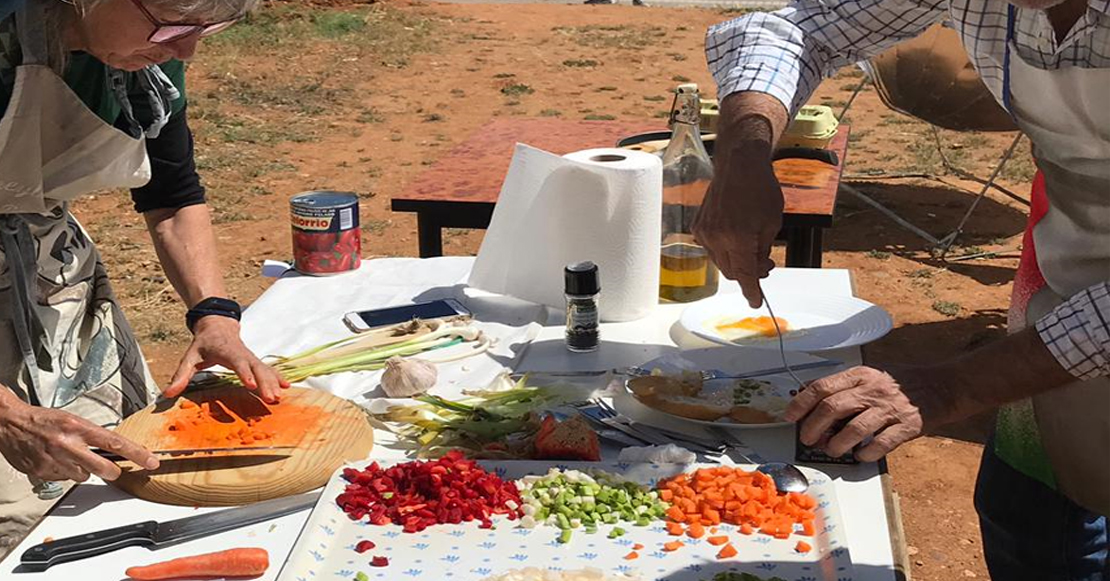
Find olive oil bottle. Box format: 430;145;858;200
659;85;719;303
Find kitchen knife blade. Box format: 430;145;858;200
19;491;321;572
91;445;297;463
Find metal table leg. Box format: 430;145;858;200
416;212;444;258
784;227;823;268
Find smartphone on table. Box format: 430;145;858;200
343;299;471;333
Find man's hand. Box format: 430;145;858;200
691;91;790;308
782;366;948;462
694;162;782;308
0;388;159;482
165;316;289;403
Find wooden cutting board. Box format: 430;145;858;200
111;386;374;506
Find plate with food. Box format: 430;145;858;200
679;292;892;351
619;349;846;429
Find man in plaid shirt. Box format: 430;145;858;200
695;0;1110;578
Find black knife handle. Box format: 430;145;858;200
20;520;157;571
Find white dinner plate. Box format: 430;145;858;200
679;291;893;351
617;348;847;429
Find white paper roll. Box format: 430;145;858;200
468;144;662;322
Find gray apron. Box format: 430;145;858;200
0;2;161;551
998;5;1110;516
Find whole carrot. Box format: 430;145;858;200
125;548;269;580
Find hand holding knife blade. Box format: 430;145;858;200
19;491;321;571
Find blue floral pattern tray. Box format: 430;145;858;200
277;461;854;581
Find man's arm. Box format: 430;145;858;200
785;281;1110;461
696;0;948;306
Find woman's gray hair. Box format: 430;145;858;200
40;0;258;72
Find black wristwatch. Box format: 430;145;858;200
186;297;242;333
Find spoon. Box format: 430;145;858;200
705;426;811;493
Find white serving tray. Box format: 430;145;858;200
278;461;854;581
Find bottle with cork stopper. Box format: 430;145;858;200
659;83;719;303
564;261;600;352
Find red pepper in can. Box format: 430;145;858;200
290;191;361;276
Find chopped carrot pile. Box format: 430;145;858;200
162;396;321;448
657;466;818;541
662;540;685;552
706;535;730;546
795;540;813;553
716;543;738;559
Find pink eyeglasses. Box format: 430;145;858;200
128;0;242;44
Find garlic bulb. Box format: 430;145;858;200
381;356;438;398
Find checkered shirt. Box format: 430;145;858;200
706;0;1110;379
1036;282;1110;380
706;0;1110;116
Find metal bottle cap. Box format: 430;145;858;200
564;261;600;296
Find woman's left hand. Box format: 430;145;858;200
164;316;289;403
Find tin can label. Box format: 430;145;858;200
290;191;361;276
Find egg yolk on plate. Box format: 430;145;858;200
714;316;790;338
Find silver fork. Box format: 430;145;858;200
589;399;726;453
570;401;725;455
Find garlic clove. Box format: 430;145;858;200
381;356;438;398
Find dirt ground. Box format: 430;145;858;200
69;1;1040;578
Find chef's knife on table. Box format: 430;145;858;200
90;445;297;463
19;491;321;571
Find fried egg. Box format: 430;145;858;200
709;316;800;342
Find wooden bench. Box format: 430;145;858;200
392;118;849;268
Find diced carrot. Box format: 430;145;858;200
716;543;738;559
659;489;674;502
624;551;639;560
665;521;685;536
686;522;705;539
795;541;812;553
706;535;730;546
632;543;644;551
662;541;684;552
656;467;819;543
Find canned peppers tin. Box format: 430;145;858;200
290;191;361;275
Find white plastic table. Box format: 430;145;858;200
0;257;904;581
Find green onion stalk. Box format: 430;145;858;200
192;317;492;388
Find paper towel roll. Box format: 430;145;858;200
468;144;662;322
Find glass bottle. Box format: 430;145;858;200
659;84;719;303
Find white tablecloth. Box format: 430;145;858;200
0;257;897;581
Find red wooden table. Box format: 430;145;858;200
392;118;849;267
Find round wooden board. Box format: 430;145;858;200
111;386;374;506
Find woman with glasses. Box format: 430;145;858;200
0;0;286;551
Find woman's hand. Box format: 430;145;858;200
164;316;289;403
783;366;951;462
0;388;159;482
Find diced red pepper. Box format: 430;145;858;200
354;540;376;553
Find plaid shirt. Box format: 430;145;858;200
706;0;1110;114
706;0;1110;379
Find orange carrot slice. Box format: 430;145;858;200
716;543;738;559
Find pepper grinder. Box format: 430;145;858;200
564;261;600;353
